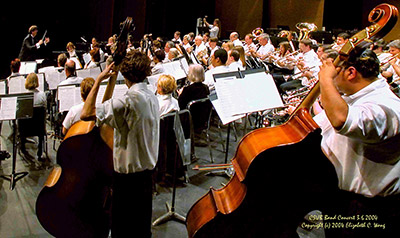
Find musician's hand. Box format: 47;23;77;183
389;57;397;66
44;37;50;44
38;39;44;45
98;62;117;82
319;58;340;82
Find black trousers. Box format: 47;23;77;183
111;170;153;238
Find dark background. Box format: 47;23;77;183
1;0;398;78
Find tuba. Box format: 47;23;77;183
296;22;318;41
252;27;264;38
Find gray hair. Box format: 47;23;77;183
387;39;400;49
187;64;205;83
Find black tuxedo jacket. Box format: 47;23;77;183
19;34;40;61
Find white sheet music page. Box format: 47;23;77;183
0;97;17;120
214;76;244;116
0;81;6;95
47;70;64;90
214;72;283;118
241;72;283;114
8;76;28;94
58;86;81;112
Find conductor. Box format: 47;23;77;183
18;25;50;61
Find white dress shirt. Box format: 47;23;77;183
96;82;160;174
313;78;400;197
257;43;274;60
386;58;400;84
157;94;180;117
204;65;230;88
62;102;84;130
58;75;83;86
209;26;219;38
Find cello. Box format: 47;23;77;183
186;4;398;238
35;17;134;237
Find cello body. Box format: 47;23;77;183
36;121;114;238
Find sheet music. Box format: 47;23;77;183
147;74;162;93
0;97;17;120
8;76;28;94
0;81;6;95
213;72;283;122
76;68;91;79
89;67;101;79
82;53;91;64
58;86;82;112
37;73;46;92
162;61;186;80
46;70;65;90
113;84;128;99
19;62;37;74
179;57;189;75
210;97;245;125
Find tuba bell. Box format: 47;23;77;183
296;22;318;41
252;27;264;38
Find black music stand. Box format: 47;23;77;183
152;112;186;226
0;93;33;190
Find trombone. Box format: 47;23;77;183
380;52;400;68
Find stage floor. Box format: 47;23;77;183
0;116;244;238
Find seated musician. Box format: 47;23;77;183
228;49;245;71
55;53;68;72
381;39;400;87
156;74;180;117
62;77;94;135
331;32;350;51
229;32;242;47
280;39;320;92
167;48;180;62
204;48;230;89
20;73;47;155
205;37;220;66
81;50;159;238
58;60;83;86
178;64;210;110
84;48;101;69
7;58;21;83
249;33;274;61
151;50;165;75
189;35;207;62
370;39;391;63
181;35;192;50
25;73;47;108
243;33;256;56
315;48;400;237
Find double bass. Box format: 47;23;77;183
35;17;134;237
186;4;398;238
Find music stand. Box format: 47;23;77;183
152;111;186;226
0;93;34;190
